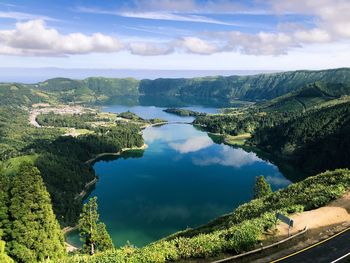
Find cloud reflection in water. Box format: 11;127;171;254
193;145;262;168
169;136;214;153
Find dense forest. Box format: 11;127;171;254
163;108;206;117
0;91;144;226
36;112;109;129
0;163;66;262
250;101;350;175
140;68;350;102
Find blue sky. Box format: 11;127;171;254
0;0;349;70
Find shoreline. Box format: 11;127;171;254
65;143;148;251
63;226;79;252
85;143;148;165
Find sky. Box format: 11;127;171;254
0;0;350;71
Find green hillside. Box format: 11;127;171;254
34;77;140;103
251;101;350;174
257;82;350;112
140;68;350;102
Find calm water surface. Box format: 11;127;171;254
67;105;291;247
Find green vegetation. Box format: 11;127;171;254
251;101;350;174
34;124;144;225
224;133;251;146
36;112;109;129
140;68;350;102
117;111;144;121
0;240;13;263
34;77;139;104
0;163;66;262
194;81;350;175
0;103;144;226
253;176;272;199
257;82;350;113
69;169;350;262
116;111;166;126
163;108;206;117
78;197;113;255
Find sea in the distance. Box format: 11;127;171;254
66;104;292;247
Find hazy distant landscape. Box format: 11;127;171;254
0;68;279;83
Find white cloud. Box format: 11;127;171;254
0;20;124;56
170;136;213;153
0;11;56;21
177;37;220;55
128;41;174;56
2;0;350;57
192;146;262;168
118;11;237;25
77;6;242;26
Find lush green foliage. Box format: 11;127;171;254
257;82;350;113
34;77;139;103
0;103;143;226
140;68;350;102
78;197;113;255
0;163;66;262
117;111;144;121
33;124;143;225
36;112;109;129
252;101;350;174
0;106;62;161
0;240;13;263
254;176;272;199
194;110;294;135
163;108;206;117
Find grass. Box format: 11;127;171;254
1;154;39;176
224;133;252;145
97;112;117;121
63;128;95;137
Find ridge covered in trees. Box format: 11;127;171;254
0;163;66;262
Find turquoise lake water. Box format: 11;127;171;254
66;105;291;247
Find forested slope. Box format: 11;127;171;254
34;77;139;103
140;68;350;101
250;101;350;175
0;86;144;226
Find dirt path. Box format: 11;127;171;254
247;192;350;262
276;192;350;238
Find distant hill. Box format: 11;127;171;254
258;82;350;112
4;67;350;105
252;101;350;174
33;77;139;103
140;68;350;102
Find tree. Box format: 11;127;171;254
7;163;66;262
0;168;10;241
96;223;114;252
0;240;13;263
78;197;113;255
253;176;272;199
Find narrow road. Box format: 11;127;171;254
272;227;350;263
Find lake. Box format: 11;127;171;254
66;105;291;247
